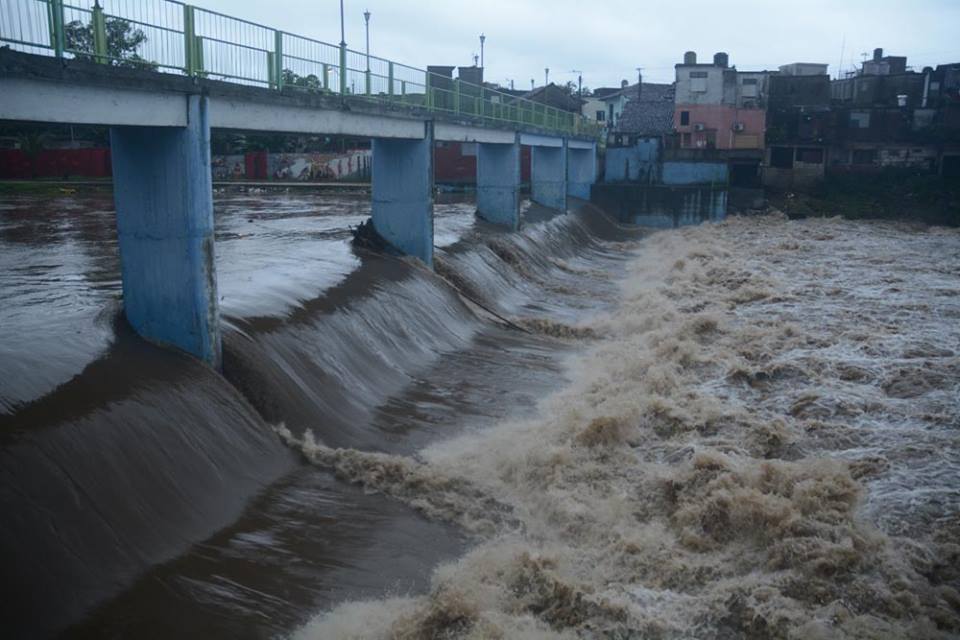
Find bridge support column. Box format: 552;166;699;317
567;142;597;200
371;122;435;267
476;134;521;230
531;140;568;211
109;94;221;368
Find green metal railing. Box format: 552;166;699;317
0;0;600;137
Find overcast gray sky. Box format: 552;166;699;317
198;0;960;89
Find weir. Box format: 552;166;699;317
109;94;221;368
476;135;522;229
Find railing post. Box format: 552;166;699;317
387;62;394;98
339;43;347;94
274;30;284;90
267;52;276;88
195;36;204;75
322;63;330;91
47;0;64;58
424;72;432;109
183;4;196;75
453;78;460;114
365;69;371;95
92;1;107;63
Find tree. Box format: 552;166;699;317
281;69;323;91
64;17;155;69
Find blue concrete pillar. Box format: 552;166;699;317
476;134;521;230
371;122;435;266
109;94;221;368
567;143;598;200
531;140;567;211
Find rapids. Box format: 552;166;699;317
290;213;960;639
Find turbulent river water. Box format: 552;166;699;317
1;192;958;639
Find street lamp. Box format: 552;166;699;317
364;9;371;68
479;33;485;68
363;9;371;94
339;0;346;47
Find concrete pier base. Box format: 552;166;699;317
531;141;568;211
476;135;521;229
567;143;597;200
372;122;435;266
109;94;221;368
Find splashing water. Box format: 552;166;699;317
289;214;960;639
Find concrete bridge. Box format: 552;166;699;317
0;2;598;369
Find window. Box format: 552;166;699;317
690;71;708;93
770;147;794;168
850;112;871;129
852;149;876;165
795;148;824;164
680;111;690;125
596;110;605;122
742;78;758;85
681;132;692;147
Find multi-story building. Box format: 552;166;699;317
764;63;832;188
672;51;769;153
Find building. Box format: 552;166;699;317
672;51;769;152
521;83;583;113
604;82;676;182
764;63;832;188
828;48;960;175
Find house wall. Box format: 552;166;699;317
662;160;728;185
673;104;766;150
674;65;727;104
603;137;660;182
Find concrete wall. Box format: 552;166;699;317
591;182;727;228
109;94;221;367
604;138;660;183
662;160;728;185
674;65;727;104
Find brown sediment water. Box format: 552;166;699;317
1;192;639;638
290;213;960;639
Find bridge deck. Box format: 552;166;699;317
0;50;596;148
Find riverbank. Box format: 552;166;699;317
291;213;960;638
769;171;960;227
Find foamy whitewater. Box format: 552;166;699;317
285;213;960;639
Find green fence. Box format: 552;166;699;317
0;0;600;137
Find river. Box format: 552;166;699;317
1;195;957;638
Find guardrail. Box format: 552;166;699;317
0;0;600;137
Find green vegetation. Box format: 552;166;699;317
64;17;155;69
770;170;960;227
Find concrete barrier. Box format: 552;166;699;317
476;135;521;229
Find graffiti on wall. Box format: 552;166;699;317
269;150;372;181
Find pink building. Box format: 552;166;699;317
673;51;769;151
673;104;766;150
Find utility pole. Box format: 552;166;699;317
545;67;549;86
569;69;582;98
338;0;347;95
339;0;346;48
479;33;485;68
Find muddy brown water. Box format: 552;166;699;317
0;192;637;638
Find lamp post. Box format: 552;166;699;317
545;67;549;86
479;33;485;68
363;9;371;94
338;0;346;94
